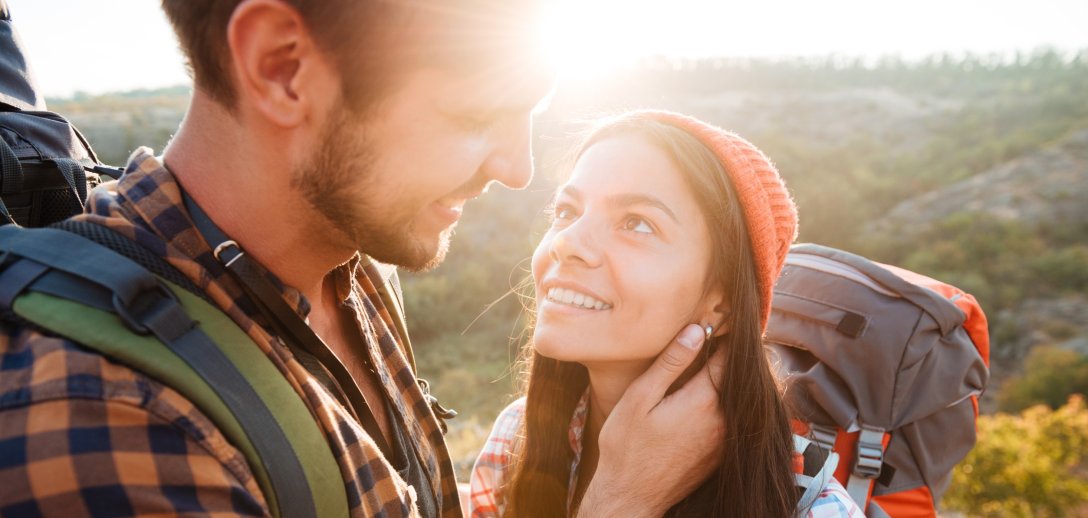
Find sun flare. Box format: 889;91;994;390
537;0;662;81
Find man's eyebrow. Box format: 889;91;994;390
608;193;680;223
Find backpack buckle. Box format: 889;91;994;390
853;425;885;479
111;281;186;337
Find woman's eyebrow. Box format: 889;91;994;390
556;185;583;202
608;193;680;223
558;186;679;223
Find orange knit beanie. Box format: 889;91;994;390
640;110;798;332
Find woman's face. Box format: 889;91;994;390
532;133;718;366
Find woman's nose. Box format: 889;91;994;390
549;217;602;268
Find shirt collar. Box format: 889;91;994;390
102;147;313;317
566;388;591;514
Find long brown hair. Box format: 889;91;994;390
504;113;797;517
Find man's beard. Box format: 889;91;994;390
291;109;452;272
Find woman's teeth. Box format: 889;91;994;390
546;287;612;310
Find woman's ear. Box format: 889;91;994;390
699;287;730;338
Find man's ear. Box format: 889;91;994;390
227;0;336;127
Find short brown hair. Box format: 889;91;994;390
163;1;394;108
162;0;546;111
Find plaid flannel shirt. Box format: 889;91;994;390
469;397;864;517
0;148;460;517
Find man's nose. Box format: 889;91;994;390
482;115;533;190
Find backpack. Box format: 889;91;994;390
766;244;990;517
0;7;449;513
0;222;350;518
0;2;122;227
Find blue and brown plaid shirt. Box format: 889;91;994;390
0;148;460;517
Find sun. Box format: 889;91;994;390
536;0;665;81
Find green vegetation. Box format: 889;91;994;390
999;347;1088;413
861;218;1088;314
407;51;1088;466
54;52;1088;492
945;396;1088;517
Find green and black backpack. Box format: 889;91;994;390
0;4;387;515
0;222;349;518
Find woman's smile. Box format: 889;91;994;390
530;133;715;364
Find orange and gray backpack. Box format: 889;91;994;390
767;244;990;517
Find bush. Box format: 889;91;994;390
998;346;1088;413
944;396;1088;517
1031;246;1088;294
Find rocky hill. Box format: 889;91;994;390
870;129;1088;236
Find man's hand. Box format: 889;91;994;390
577;324;726;517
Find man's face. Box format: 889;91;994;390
294;66;551;271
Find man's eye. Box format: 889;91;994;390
555;205;575;220
623;216;654;234
462;118;491;131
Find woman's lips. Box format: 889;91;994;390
544;287;612;310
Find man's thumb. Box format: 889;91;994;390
637;324;706;402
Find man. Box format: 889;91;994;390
0;1;724;515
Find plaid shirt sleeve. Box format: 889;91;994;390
805;478;865;518
0;329;269;517
468;398;525;518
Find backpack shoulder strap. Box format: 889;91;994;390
0;226;348;518
0;135;22;225
793;434;840;511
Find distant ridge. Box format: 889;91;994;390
868;129;1088;236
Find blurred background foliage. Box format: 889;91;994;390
52;49;1088;515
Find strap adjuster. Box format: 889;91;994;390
853;425;885;479
212;239;245;267
809;423;838;452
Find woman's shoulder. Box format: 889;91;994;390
486;397;526;442
805;478;865;518
478;397;526;463
498;397;527;424
469;398;527;517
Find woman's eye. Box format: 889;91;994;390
554;204;576;220
623;216;654;234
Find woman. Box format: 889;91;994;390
469;111;861;517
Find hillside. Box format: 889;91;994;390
46;52;1088;477
871;129;1088;234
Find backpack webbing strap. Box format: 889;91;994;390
0;136;21;225
793;435;840;511
846;424;887;512
867;502;892;518
0;226;348;518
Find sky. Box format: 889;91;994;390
7;0;1088;98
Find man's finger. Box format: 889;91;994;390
671;345;727;409
628;324;706;404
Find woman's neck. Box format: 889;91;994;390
571;360;653;513
584;362;649;435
